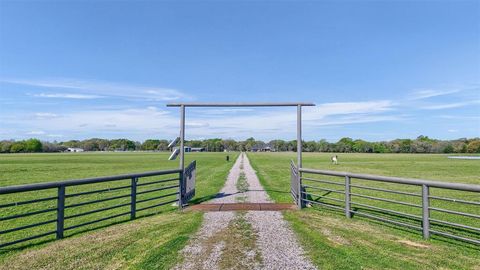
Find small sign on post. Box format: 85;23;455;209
182;160;196;204
168;148;180;161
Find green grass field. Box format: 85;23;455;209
0;152;237;269
1;152;479;269
248;152;480;269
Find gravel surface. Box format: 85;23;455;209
246;211;317;270
174;153;317;270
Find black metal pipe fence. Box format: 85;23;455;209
0;167;187;249
291;161;480;245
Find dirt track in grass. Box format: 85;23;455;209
174;153;316;270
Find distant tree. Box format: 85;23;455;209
42;141;67;152
96;139;110;151
317;139;330;152
411;140;432;153
269;140;287;152
0;140;14;153
157;140;169;151
83;140;99;151
372;142;388;153
2;136;479;154
336;137;354;152
467;140;480;153
142;139;160;151
10;141;26;153
353;139;373;153
222;139;237;151
452;140;468;153
305;141;318;152
244;137;256;151
399;139;413;153
109;139;136;151
287;140;297;152
442;144;454;153
24;139;42;152
62;140;81;148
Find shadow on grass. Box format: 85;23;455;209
189;189;291;205
188;192;239;204
248;189;290;194
302;200;480;251
0;207;178;256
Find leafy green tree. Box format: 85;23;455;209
467;140;480;153
24;139;42;152
317;139;330;152
244;137;256;151
0;140;13;153
336;137;354;152
157;140;169;151
10;141;26;153
442;144;454;153
305;141;318;152
62;140;81;148
142;139;161;150
399;139;413;153
222;139;237;151
372;142;389;153
109;139;136;151
83;140;99;151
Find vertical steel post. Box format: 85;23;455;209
178;171;184;210
179;105;185;171
131;177;137;219
345;176;352;218
178;105;185;209
297;105;303;209
422;184;430;239
56;185;65;239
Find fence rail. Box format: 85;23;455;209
0;164;197;249
292;164;480;245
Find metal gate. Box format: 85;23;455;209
181;160;196;206
290;160;299;204
292;164;480;245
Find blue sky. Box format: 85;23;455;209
0;1;479;142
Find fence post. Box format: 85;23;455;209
422;184;430;239
131;177;137;220
56;185;65;239
297;170;304;209
345;176;351;218
178;171;184;210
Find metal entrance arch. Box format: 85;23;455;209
166;102;315;208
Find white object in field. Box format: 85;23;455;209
448;156;480;160
331;155;338;165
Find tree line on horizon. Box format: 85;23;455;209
1;136;479;154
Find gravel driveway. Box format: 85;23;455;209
174;153;316;270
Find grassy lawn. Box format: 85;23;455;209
248;152;480;270
0;152;237;269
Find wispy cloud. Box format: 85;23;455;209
421;100;480;110
408;88;461;100
186;122;210;128
1;100;400;140
309;114;405;127
197;108;255;115
309;100;393;118
47;134;64;138
1;78;189;101
33;93;103;99
34;112;59;119
27;130;46;135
